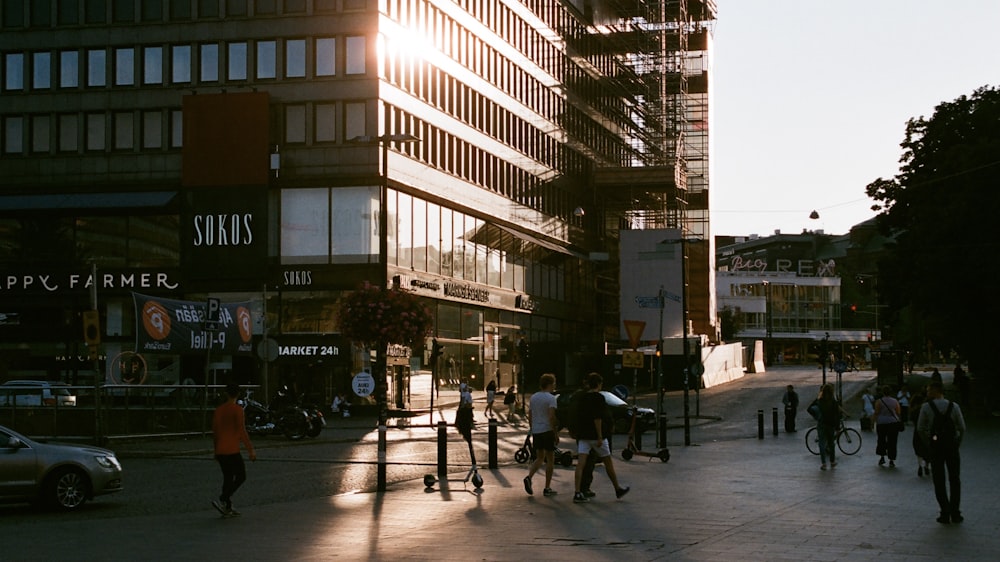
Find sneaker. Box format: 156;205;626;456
615;486;630;499
936;514;951;524
226;507;241;517
573;492;589;503
889;460;895;468
951;512;964;524
211;499;228;515
820;463;827;471
523;476;533;495
582;489;596;498
830;460;837;468
878;457;886;466
543;488;557;497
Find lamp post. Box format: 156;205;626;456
762;279;772;366
350;132;419;493
659;236;701;447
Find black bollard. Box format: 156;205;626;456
488;418;498;469
757;409;764;439
437;420;448;477
772;407;779;436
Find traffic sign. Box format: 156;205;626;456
635;296;662;308
352;371;376;397
833;360;848;374
623;320;646;349
206;297;221;322
622;350;644;369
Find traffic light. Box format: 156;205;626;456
430;338;444;364
517;337;529;361
82;310;101;345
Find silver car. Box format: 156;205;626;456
0;380;77;407
0;425;123;509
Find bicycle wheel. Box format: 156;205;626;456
837;427;863;456
805;427;820;455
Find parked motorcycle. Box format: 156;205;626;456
240;389;311;440
301;400;326;438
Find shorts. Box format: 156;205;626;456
533;430;557;452
577;438;611;459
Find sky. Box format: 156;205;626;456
710;0;1000;237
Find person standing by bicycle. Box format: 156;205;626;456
815;383;841;470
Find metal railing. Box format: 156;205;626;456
0;383;247;443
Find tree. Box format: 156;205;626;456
866;85;1000;383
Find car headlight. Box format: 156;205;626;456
95;455;122;470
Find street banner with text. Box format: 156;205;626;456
133;293;253;355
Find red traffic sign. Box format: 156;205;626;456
623;320;646;350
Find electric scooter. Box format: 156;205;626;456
424;407;484;491
620;406;670;462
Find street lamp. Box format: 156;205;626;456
350;132;420;494
659;236;702;447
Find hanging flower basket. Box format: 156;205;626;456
335;281;434;349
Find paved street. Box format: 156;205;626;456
5;366;999;561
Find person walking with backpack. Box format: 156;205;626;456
917;381;966;524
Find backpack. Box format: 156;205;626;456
927;400;956;458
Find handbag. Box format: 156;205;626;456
807;400;821;420
881;398;904;432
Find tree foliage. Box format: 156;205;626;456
335;282;434;349
865;85;1000;373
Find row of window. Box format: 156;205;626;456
1;36;365;92
0;0;359;28
279;186;583;302
0;99;373;154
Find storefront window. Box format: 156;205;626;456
330;187;377;263
281;188;328;264
395;192;412;270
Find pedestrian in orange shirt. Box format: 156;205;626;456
212;383;255;517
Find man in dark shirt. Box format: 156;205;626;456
573;372;630;503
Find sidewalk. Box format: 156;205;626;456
12;367;998;561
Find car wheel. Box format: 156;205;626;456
47;467;89;509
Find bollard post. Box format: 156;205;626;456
658;413;668;448
757;409;764;439
772;407;779;436
488;418;498;469
437;420;448;477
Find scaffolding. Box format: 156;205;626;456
591;0;716;238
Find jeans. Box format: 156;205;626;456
931;448;961;516
216;453;247;508
875;423;900;460
817;424;836;464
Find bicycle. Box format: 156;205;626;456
805;420;862;456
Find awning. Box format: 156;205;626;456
494;224;586;259
0;191;178;213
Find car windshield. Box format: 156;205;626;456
602;391;627;407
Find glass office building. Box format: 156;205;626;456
0;0;715;403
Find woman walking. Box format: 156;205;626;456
815;383;841;471
874;384;902;467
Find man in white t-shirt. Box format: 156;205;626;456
524;373;559;497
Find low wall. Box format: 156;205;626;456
701;342;747;389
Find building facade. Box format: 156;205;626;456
716;226;888;367
1;0;715;403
